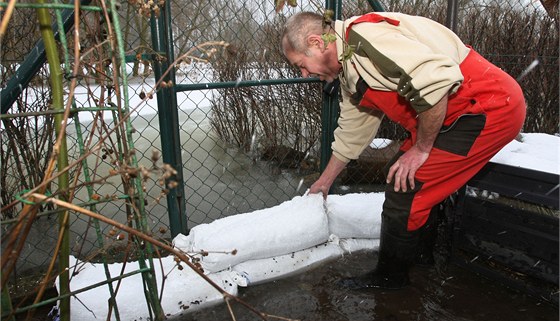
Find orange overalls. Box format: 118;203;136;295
345;14;526;240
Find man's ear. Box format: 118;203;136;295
307;34;324;51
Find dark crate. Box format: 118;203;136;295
452;163;559;304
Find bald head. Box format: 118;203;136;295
281;12;325;56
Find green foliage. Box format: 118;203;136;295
341;44;355;61
323;9;335;26
321;33;337;48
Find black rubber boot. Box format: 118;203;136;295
415;206;439;267
339;216;417;290
338;252;411;290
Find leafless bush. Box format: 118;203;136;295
0;94;55;220
0;4;56;219
210;26;322;169
456;7;558;134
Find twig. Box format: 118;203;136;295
0;0;17;38
225;296;237;321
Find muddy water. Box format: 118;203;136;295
176;251;558;321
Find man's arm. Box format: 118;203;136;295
386;94;448;192
308;88;384;198
309;155;347;198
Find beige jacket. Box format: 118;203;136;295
331;12;471;163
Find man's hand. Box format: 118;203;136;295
308;155;348;199
387;94;448;192
309;181;330;199
386;145;429;192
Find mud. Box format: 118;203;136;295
175;251;558;321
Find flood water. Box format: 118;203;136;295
176;250;558;321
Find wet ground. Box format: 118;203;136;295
176;251;558;321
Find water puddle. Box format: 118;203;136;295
177;251;557;321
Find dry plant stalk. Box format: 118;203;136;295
0;0;17;38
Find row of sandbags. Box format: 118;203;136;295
60;193;384;320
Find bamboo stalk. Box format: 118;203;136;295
32;1;71;320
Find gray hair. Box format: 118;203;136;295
281;12;325;55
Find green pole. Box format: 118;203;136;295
320;0;342;175
366;0;386;12
36;1;70;320
150;4;188;237
107;0;165;318
320;0;385;177
446;0;459;32
1;283;15;321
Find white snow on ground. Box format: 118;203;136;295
490;133;560;175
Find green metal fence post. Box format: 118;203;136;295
366;0;385;12
0;0;92;114
320;0;342;175
446;0;459;32
320;0;385;182
150;2;188;237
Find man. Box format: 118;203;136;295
281;11;526;289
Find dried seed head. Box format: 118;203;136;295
127;167;139;178
141;166;150;180
151;149;160;163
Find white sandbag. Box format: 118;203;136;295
230;242;343;286
338;238;380;253
58;256;237;320
173;194;330;273
326;193;384;239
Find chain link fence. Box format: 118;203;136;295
169;0;325;226
0;0;557;314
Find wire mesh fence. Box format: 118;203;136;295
0;0;557;319
165;0;323;222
